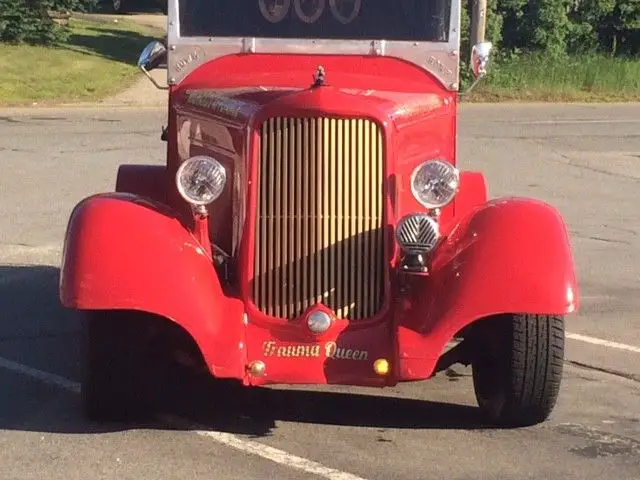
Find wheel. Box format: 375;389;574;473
82;310;157;422
471;314;565;427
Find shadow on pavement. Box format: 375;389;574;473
0;265;105;433
0;265;66;331
0;265;492;437
167;379;494;438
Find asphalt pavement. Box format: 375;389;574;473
0;103;638;479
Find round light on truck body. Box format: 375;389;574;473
307;311;333;334
176;155;227;206
396;213;440;253
410;160;460;209
373;359;390;376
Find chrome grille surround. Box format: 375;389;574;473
252;116;386;321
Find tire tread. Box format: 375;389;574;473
508;313;564;425
473;313;565;427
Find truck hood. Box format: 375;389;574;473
172;54;456;130
178;84;453;132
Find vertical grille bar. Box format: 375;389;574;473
253;117;385;320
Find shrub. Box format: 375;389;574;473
0;0;97;45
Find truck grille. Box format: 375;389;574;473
252;116;385;320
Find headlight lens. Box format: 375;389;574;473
410;160;460;209
176;155;227;206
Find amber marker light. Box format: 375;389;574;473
373;359;390;376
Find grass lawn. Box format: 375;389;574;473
0;17;164;106
464;54;640;102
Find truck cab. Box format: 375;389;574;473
60;0;579;427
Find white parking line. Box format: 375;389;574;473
0;356;80;393
0;355;367;480
161;415;366;480
566;332;640;354
196;430;366;480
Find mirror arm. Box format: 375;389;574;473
460;72;485;96
139;64;170;91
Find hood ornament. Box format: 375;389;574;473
312;66;326;88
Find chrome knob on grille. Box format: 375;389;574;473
396;213;440;253
307;310;333;334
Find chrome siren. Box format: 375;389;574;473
396;213;440;253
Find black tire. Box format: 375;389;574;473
82;310;157;422
472;314;565;427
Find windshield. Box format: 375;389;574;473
178;0;452;42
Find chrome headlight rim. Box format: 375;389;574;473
175;155;227;206
410;159;460;210
396;212;440;254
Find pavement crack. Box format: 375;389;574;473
586;236;630;245
563;161;640;181
566;360;640;383
29;116;68;121
602;224;638;236
554;423;640;459
569;230;632;245
59;146;140;153
530;138;640;182
0;116;22;124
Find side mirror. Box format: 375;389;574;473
471;41;493;79
137;41;169;90
462;41;493;95
138;40;167;71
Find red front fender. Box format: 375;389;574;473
396;197;579;379
59;193;245;379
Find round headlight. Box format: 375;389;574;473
176;156;227;206
410;160;460;209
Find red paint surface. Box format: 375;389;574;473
59;193;245;379
395;197;579;379
60;53;580;387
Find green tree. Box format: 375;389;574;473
494;0;638;57
567;0;616;53
51;0;97;11
599;0;640;55
0;0;97;45
523;0;573;56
